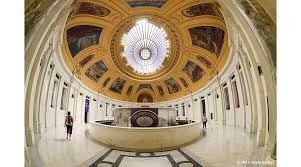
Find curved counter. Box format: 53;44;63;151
88;121;203;152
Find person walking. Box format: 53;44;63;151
202;115;207;129
65;111;74;141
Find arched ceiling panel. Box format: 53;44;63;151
179;77;189;88
181;2;224;19
164;78;182;94
67;2;111;20
137;92;153;103
102;77;111;88
182;60;205;83
188;26;225;58
109;78;127;94
125;0;168;8
136;84;154;93
156;85;165;96
126;85;134;96
66;25;102;57
84;60;108;83
79;54;94;67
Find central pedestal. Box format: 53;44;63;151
114;107;177;127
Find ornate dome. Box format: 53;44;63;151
61;0;229;102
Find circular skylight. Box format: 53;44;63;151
140;48;151;60
122;19;169;74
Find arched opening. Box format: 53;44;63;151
137;93;153;103
84;96;90;123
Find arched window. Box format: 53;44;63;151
223;87;230;110
60;84;67;110
232;80;240;108
182;104;185;116
201;99;206;115
105;103;109;116
239;70;248;105
50;81;58;108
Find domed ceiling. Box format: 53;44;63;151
61;0;229;102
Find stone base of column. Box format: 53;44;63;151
257;129;266;146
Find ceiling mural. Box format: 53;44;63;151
179;77;189;88
67;25;102;57
136;84;154;93
181;3;223;19
61;0;229;102
164;78;181;94
68;2;110;20
109;78;126;94
126;85;133;96
196;55;213;69
126;0;167;8
157;85;164;96
85;60;108;83
182;61;204;83
137;93;153;103
79;55;94;67
102;77;111;87
188;26;225;57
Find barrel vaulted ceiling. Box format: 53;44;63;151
61;0;230;102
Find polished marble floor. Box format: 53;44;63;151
26;124;274;167
79;148;204;167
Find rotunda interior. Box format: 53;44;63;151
25;0;276;166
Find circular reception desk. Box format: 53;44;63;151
88;121;203;152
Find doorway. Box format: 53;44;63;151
84;97;90;123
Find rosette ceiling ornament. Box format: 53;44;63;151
121;19;170;74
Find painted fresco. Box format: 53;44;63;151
157;85;164;96
68;2;110;19
179;77;188;88
137;93;153;103
237;0;276;66
136;84;154;92
196;55;213;68
189;26;225;57
67;25;102;57
126;0;167;8
126;85;133;96
109;78;126;94
102;77;111;87
182;61;204;83
85;60;108;83
79;55;94;67
164;78;181;94
181;3;223;19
